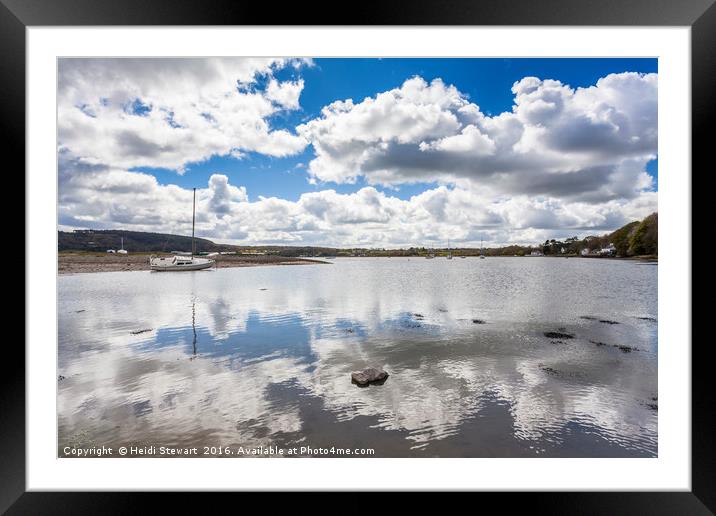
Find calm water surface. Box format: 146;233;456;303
58;257;657;457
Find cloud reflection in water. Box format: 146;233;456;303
58;257;657;457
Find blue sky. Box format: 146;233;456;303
58;57;658;246
132;58;658;201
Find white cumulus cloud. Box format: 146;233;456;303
58;58;310;171
297;73;657;205
59;162;657;247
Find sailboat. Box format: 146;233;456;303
446;239;452;259
480;238;486;259
149;188;215;271
117;236;128;254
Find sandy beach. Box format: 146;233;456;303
58;253;327;274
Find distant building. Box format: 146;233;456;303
530;250;543;257
560;247;565;254
580;248;590;256
598;243;616;256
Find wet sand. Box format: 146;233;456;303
58;253;327;274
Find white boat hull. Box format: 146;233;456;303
149;256;215;271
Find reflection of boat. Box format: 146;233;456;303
150;188;215;271
480;238;486;259
190;296;197;358
446;239;452;260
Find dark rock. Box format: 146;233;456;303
259;288;268;291
539;365;560;376
550;340;567;345
641;398;658;410
412;313;424;319
351;367;389;386
614;344;637;353
637;316;657;322
438;308;448;313
589;340;608;347
130;328;153;335
472;319;485;324
344;328;355;333
581;316;620;324
539;364;585;379
75;309;86;313
544;331;574;339
58;375;66;381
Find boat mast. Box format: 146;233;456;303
191;187;196;258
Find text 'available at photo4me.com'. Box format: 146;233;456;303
62;444;377;457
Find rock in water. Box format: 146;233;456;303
544;331;574;339
351;367;389;386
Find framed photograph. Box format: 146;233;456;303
8;0;709;510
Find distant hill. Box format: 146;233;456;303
58;230;224;253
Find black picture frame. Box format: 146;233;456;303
5;0;709;511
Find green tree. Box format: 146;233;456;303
629;213;658;255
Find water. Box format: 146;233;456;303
58;257;657;457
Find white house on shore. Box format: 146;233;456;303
598;243;617;256
580;248;591;256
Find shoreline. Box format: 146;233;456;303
58;252;657;274
58;253;328;274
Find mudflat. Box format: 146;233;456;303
58;253;326;274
